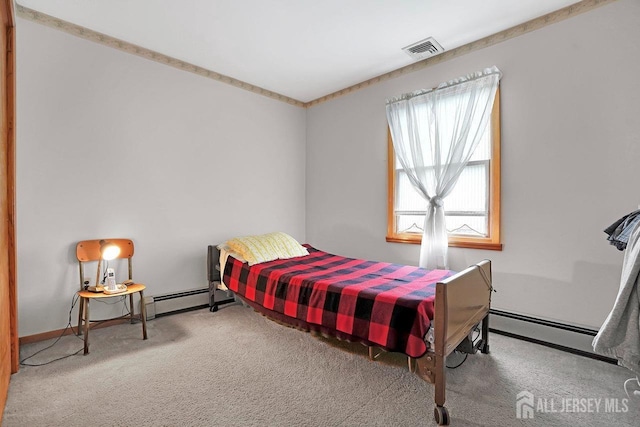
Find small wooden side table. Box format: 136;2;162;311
77;283;148;354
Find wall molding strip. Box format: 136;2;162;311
304;0;616;107
15;4;306;108
17;0;616;109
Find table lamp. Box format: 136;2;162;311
95;240;121;291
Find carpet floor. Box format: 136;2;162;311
3;304;639;426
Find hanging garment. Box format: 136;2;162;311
605;209;640;251
593;220;640;376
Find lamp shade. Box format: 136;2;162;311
99;240;121;260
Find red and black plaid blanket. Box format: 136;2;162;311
223;246;454;358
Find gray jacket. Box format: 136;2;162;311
593;221;640;375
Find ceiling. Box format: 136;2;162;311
16;0;582;103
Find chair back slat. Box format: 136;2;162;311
76;239;134;262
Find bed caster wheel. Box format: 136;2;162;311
480;343;490;354
210;305;218;312
434;406;450;426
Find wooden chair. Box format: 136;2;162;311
76;238;148;354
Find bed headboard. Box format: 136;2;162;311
207;245;221;283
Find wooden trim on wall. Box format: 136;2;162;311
488;89;501;249
1;0;16;423
386;128;396;241
2;0;15;374
7;22;16;375
386;88;502;251
5;0;15;376
18;317;138;346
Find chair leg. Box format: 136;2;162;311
129;294;135;324
139;290;148;340
83;298;90;355
77;295;84;336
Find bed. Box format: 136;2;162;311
207;234;492;426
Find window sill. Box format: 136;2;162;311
386;235;502;251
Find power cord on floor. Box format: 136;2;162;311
20;294;84;366
446;324;481;369
445;351;467;369
20;292;130;367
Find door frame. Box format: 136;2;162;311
2;0;17;374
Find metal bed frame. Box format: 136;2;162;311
207;244;492;425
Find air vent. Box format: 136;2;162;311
402;37;444;60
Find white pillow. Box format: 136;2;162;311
225;232;308;266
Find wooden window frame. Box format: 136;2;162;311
386;89;502;251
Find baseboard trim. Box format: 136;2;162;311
19;304;207;346
19;317;141;345
19;306;619;368
19;286;211;344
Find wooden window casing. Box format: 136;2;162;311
386;89;502;251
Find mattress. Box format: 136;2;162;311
222;245;454;357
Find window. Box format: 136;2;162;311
386;89;501;250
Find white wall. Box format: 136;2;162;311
16;0;640;337
16;18;306;336
306;0;640;329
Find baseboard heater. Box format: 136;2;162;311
489;309;617;364
142;291;616;364
145;288;210;319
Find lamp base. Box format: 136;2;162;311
86;285;105;293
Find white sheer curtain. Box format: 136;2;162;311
386;66;501;269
